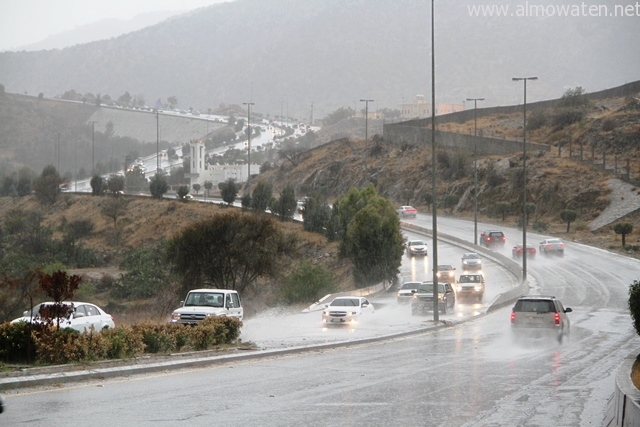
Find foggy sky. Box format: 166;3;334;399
0;0;233;52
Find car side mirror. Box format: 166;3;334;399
565;307;573;313
324;304;329;308
180;300;184;306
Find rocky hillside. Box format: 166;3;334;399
258;94;640;252
0;194;355;320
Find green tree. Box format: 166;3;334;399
113;243;173;299
560;209;578;233
495;202;510;221
101;196;129;228
423;193;433;212
241;193;251;210
192;183;201;196
167;96;178;108
33;165;61;206
337;184;403;287
166;211;293;295
275;185;297;221
221;178;238;206
280;261;336;304
118;91;132;106
90;174;104;196
323;107;354;126
251;181;272;212
613;222;634;247
107;175;125;195
149;174;169;199
524;202;536;225
177;185;190;201
303;195;332;234
204;181;213;199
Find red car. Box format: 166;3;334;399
512;243;536;258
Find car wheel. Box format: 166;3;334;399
441;304;447;314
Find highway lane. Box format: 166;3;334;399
2;216;638;426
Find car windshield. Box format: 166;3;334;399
548;239;561;244
513;299;554;313
437;265;453;270
185;292;225;307
409;241;425;246
416;284;445;293
463;253;479;259
401;282;420;290
330;298;360;307
460;275;481;282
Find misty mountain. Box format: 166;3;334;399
8;11;182;52
0;0;637;120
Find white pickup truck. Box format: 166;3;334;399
170;289;243;324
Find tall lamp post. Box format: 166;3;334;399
430;0;439;321
360;99;374;169
512;76;538;282
156;109;160;174
89;121;97;176
243;102;255;191
466;97;485;245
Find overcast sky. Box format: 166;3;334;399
0;0;232;51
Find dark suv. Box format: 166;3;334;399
480;230;506;247
510;296;573;343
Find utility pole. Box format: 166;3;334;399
156;109;160;174
243;101;255;192
431;0;439;322
360;99;374;170
512;76;538;282
466;97;485;245
89;121;97;176
310;101;314;126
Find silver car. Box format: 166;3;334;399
461;252;482;270
510;296;572;343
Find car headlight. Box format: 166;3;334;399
462;260;468;265
475;285;483;291
322;310;328;316
349;311;357;316
170;312;180;321
456;285;462;292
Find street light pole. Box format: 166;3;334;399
360;99;374;170
89;121;97;176
156;109;160;174
430;0;439;322
243;102;255;191
466;97;485;245
512;76;538;282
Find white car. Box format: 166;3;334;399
321;296;374;325
398;281;421;303
406;240;428;257
11;301;115;332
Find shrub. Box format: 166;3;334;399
532;220;548;232
33;327;85;364
280;261;337;304
102;325;145;359
552;108;585;128
629;280;640;337
527;109;548;131
0;321;40;363
573;220;588;231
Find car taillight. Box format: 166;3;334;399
502;236;506;241
510;312;516;323
547;244;552;249
554;312;561;325
559;243;564;248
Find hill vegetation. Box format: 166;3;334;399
0;0;637;119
